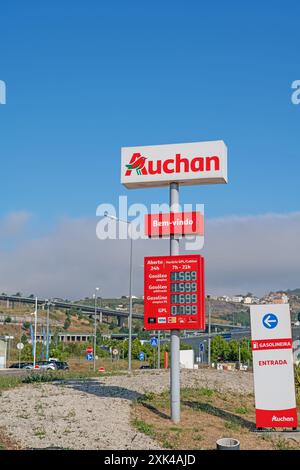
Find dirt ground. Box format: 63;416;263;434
0;369;298;450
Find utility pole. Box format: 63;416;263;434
128;226;133;372
158;330;161;369
32;297;38;369
170;182;180;423
104;212;134;373
99;296;103;324
46;300;50;361
93;287;99;372
207;295;211;367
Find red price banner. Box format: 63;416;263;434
144;255;205;330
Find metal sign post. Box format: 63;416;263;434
170;182;180;423
17;342;24;369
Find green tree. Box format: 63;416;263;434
228;339;239;361
211;336;230;363
63;317;71;330
21;333;28;344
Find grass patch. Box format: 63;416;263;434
0;376;23;391
275;438;296;450
234;406;248;415
0;369;121;392
131;387;300;451
132;418;155;438
34;430;46;439
224;421;241;431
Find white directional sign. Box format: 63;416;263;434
250;304;298;429
121;140;227;188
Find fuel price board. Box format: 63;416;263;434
144;255;205;330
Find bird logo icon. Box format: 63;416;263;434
125;153;148;176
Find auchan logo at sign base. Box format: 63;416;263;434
121;140;227;188
256;408;298;428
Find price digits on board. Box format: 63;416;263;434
171;294;197;304
170;282;197;292
171;305;198;315
170;271;197;281
170;271;198;316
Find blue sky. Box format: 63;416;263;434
0;1;299;297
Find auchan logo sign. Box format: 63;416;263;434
121;140;227;189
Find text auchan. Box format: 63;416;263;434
121;140;227;188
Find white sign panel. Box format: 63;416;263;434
121;140;227;188
250;304;298;428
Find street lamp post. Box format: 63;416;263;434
104;212;133;372
31;297;38;369
207;295;211;367
93;287;99;372
45;299;50;361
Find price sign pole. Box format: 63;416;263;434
122;139;228;424
170;182;180;423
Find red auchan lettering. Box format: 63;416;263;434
121;141;227;189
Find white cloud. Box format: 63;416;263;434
0;211;32;239
0;211;299;299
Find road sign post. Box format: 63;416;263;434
17;342;24;369
150;336;158;369
139;351;145;362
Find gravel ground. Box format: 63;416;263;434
0;369;254;450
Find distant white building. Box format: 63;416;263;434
231;295;244;303
244;296;259;305
260;292;289;305
217;296;231;302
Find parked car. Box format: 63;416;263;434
36;361;56;370
9;362;32;369
49;360;69;370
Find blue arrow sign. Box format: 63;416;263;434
150;337;158;347
86;353;93;361
199;343;204;352
222;333;232;340
262;313;278;329
139;352;145;361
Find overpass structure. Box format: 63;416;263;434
0;294;143;327
0;294;254;331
